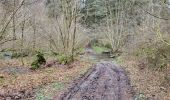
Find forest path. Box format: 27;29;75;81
55;49;134;100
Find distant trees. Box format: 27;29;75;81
45;0;83;60
80;0;170;53
80;0;107;27
0;0;25;46
80;0;133;52
0;0;169;63
104;0;131;52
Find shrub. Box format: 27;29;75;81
90;39;99;46
147;44;170;70
1;49;36;59
31;51;46;70
137;42;170;70
75;47;85;55
57;54;73;65
51;51;59;56
104;43;112;49
12;51;29;58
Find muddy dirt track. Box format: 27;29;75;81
56;62;134;100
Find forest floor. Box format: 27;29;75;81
0;48;134;100
116;56;170;100
0;48;169;100
0;57;91;100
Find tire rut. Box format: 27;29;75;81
56;62;134;100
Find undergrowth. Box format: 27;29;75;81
135;42;170;70
31;51;46;70
92;46;109;54
57;54;74;65
35;81;65;100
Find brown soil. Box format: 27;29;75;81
56;62;134;100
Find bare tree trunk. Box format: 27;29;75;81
33;26;36;50
12;0;16;53
0;0;25;45
20;19;25;65
71;2;77;60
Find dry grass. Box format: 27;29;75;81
119;56;170;100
